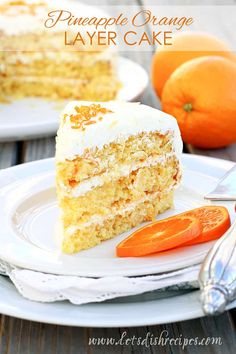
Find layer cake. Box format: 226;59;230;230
56;101;182;253
0;0;119;102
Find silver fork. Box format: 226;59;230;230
199;220;236;315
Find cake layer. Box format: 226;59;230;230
62;190;174;253
56;132;176;188
0;75;119;102
0;57;115;79
58;156;180;226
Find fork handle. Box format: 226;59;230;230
199;220;236;315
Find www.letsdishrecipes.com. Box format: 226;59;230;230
88;331;223;350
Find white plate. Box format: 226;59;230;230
0;56;148;142
0;154;235;277
0;275;235;327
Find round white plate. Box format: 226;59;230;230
0;275;235;327
0;56;148;142
0;154;235;277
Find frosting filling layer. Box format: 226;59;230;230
59;153;177;197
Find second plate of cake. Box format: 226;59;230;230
0;57;148;141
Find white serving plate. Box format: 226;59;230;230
0;275;235;327
0;56;148;142
0;154;235;278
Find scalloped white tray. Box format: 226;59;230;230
0;56;148;141
0;276;235;327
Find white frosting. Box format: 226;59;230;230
0;0;114;36
5;49;117;67
56;101;183;162
60;153;176;197
0;0;55;35
11;76;85;84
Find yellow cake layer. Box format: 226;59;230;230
0;75;119;102
59;157;179;226
56;132;174;188
62;190;174;253
0;57;114;79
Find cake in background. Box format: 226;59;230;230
56;101;182;254
0;0;119;103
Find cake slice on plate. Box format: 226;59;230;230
56;101;182;253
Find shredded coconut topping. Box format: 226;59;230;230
65;104;113;131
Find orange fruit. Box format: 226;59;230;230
151;32;236;98
116;216;201;257
162;56;236;148
178;206;231;245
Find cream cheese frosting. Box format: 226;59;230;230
59;153;177;197
5;49;117;67
0;0;115;36
56;101;183;162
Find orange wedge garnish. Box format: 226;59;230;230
116;216;201;257
180;206;231;246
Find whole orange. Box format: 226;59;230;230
162;56;236;149
152;32;236;98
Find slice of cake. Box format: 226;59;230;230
0;0;119;103
56;101;183;254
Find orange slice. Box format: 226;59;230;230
180;206;231;246
116;216;201;257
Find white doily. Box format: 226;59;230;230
0;260;200;305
